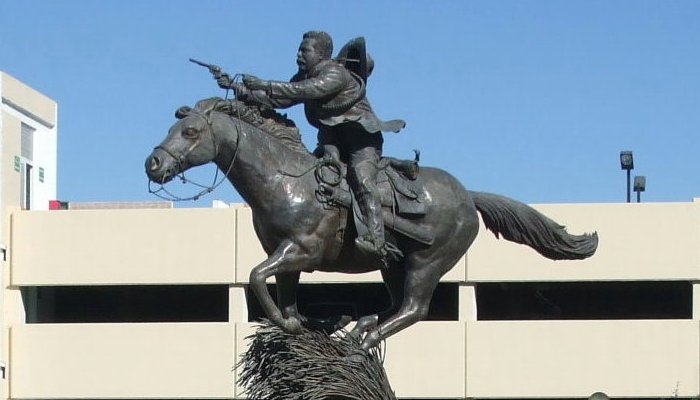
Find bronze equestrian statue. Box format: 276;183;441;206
217;31;405;266
145;91;598;355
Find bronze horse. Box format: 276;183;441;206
145;97;597;352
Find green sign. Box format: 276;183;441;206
39;167;45;182
14;156;20;172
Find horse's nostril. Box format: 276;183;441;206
150;156;161;171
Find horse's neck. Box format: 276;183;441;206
213;115;314;208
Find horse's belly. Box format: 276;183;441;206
313;261;378;274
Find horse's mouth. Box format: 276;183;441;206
145;153;178;184
148;171;174;185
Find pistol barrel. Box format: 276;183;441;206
188;58;210;68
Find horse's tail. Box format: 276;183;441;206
469;191;598;260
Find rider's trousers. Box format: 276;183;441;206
349;152;384;242
317;124;385;244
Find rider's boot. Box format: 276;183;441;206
351;150;403;266
354;182;404;266
354;187;386;261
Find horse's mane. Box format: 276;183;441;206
186;97;310;154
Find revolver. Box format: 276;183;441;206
189;58;224;79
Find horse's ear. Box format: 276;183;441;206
175;106;192;119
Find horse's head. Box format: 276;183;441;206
145;104;219;184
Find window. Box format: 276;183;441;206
21;123;34;160
20;123;35;210
246;282;459;322
20;162;32;210
476;281;692;320
22;285;229;323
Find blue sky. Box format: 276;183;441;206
2;1;698;206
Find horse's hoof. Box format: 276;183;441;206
351;314;379;337
281;316;303;334
346;329;361;342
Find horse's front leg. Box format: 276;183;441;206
276;271;304;322
276;267;353;334
249;240;310;334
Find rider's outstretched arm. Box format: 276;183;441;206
246;89;299;109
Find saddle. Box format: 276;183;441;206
315;153;435;249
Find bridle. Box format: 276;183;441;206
148;106;241;202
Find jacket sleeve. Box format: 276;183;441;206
245;90;298;109
267;65;345;101
242;73;303;109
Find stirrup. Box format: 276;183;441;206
355;235;380;256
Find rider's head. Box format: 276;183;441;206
297;31;333;72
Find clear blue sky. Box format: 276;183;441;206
2;1;698;206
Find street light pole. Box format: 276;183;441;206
634;175;646;203
620;151;634;203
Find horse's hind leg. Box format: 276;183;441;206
359;257;444;352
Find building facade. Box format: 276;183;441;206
0;72;58;215
0;72;57;400
5;200;700;399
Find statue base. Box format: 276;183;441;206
238;319;396;400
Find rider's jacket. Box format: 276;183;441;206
249;59;404;134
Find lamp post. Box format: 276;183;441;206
620;151;634;203
634;175;646;203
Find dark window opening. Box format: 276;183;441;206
246;282;458;321
476;281;692;320
22;285;228;323
21;163;32;210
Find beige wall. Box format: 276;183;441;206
6;200;700;399
466;320;700;398
468;202;700;282
11;320;700;399
11;323;234;399
0;72;56;128
11;208;237;285
12;202;693;286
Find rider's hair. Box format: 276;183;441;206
303;31;333;59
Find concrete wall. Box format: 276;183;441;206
1;72;58;400
0;72;56;129
11;323;235;399
11;208;237;286
468;202;700;282
5;200;700;399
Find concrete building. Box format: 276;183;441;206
5;200;700;399
1;72;57;400
3;72;700;399
0;72;58;215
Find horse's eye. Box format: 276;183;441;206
182;127;199;139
